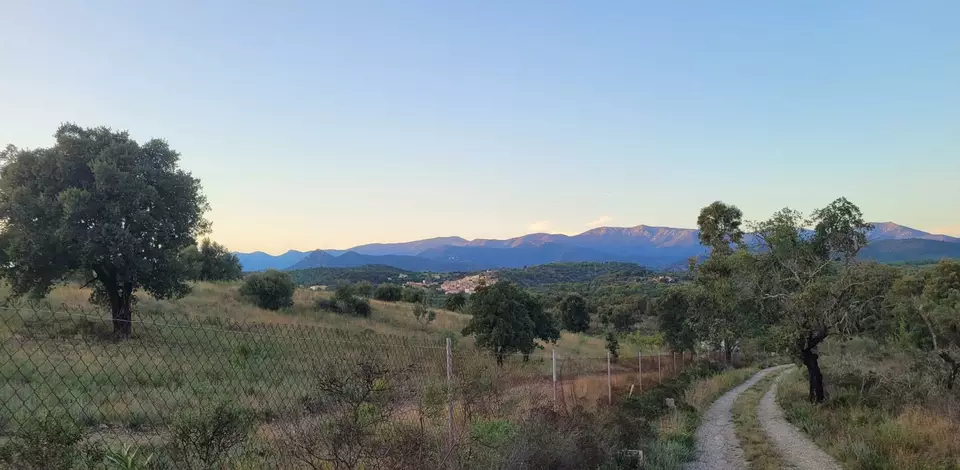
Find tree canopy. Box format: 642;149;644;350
461;281;559;364
558;293;590;332
181;238;242;282
0;125;208;336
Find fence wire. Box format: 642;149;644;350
0;303;740;469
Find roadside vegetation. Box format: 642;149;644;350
732;374;784;470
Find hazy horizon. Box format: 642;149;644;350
3;1;958;253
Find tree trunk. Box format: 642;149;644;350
105;279;134;338
496;353;504;367
801;348;825;403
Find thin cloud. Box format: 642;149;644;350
585;215;614;228
527;220;552;232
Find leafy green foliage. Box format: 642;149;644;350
0;125;209;336
558;293;590;332
412;303;436;326
401;286;426;303
373;283;403;301
353;280;373;297
104;444;154;470
288;265;417;286
696;201;745;254
443;292;468;311
0;414;97;470
181;238;242;282
656;286;697;352
239;270;295;310
170;402;254;469
462;281;559;363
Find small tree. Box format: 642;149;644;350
752;197;875;402
0;125;209;336
605;332;620;361
181;238;242;282
443;292;467;312
373;284;402;302
401;287;426;304
894;260;960;388
656;286;697;352
462;281;559;365
558;293;589;333
353;281;373;298
412;303;436;327
239;270;295;310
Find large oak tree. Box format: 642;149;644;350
0;124;209;336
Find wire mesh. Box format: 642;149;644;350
0;303;726;469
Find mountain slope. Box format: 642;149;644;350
235;222;958;271
868;222;959;243
288;250;475;272
235;250;310;271
859;239;960;263
419;242;629;269
348;236;469;256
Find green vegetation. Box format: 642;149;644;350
626;363;758;469
732;374;784;470
462;281;560;364
0;125;208;337
373;283;403;301
288;265;451;287
239;269;295;310
180;238;243;282
558;293;590;332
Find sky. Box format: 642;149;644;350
1;1;958;254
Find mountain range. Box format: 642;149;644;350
235;222;960;272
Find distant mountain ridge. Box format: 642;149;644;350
234;222;959;272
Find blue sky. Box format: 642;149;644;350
2;1;958;253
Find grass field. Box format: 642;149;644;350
0;281;676;468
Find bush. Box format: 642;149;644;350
239;270;295;310
353;281;373;297
413;303;436;326
170;402;254;469
0;414;101;470
314;288;372;317
374;283;403;301
402;287;426;304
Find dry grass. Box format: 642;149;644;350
732;374;785;470
778;367;960;469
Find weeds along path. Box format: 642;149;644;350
686;365;790;470
757;368;841;470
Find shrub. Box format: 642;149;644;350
443;292;467;311
402;287;426;304
170;402;254;469
0;414;100;470
374;283;403;301
238;270;295;310
353;281;374;297
413;303;436;326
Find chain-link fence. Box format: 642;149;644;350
0;303;738;469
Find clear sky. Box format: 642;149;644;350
2;1;958;254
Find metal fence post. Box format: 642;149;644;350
638;351;643;392
658;353;662;384
607;350;612;405
552;348;557;404
445;337;454;462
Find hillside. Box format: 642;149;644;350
859;239;960;263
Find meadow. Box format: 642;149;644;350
0;281;687;469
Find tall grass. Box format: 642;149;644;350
778;338;960;469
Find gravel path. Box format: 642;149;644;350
686;365;791;470
757;368;841;470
